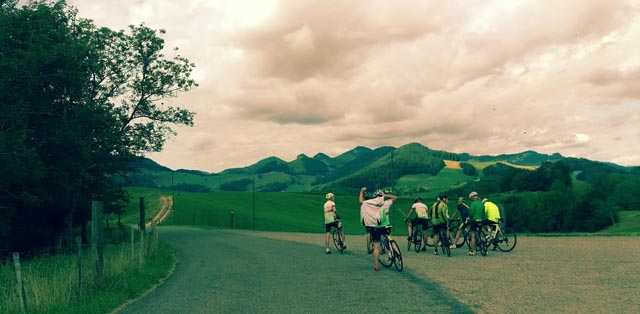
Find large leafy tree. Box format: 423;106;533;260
0;0;197;255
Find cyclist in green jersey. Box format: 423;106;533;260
467;191;484;256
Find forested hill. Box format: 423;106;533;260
128;142;637;196
124;142;640;234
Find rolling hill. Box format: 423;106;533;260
123;142;631;198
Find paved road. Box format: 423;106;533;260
117;226;473;314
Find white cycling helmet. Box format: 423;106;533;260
374;190;384;197
469;191;478;198
325;193;335;200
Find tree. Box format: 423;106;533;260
0;0;197;255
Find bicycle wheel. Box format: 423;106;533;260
496;227;517;252
378;238;394;268
331;228;344;253
454;229;466;248
390;240;403;272
414;229;422;253
425;227;436;247
478;231;489;257
440;230;451;257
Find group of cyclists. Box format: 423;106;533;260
322;188;502;271
405;191;501;256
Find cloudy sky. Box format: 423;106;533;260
66;0;640;172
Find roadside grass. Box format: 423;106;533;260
0;228;175;314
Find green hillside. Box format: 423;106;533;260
122;188;639;237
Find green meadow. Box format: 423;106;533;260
124;187;640;237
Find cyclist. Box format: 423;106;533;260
324;192;345;254
430;194;449;256
467;191;484;256
482;198;501;249
404;197;429;251
360;187;397;271
449;197;470;249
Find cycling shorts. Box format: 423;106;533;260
432;222;447;234
366;226;389;242
325;220;340;233
482;220;498;231
469;221;481;231
411;218;429;230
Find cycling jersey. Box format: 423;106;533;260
469;199;484;222
430;201;449;226
360;197;394;228
412;202;429;219
484;201;501;223
457;203;470;220
324;200;336;224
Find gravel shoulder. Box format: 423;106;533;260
237;230;640;314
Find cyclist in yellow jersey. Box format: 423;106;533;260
430;195;450;256
482;198;501;239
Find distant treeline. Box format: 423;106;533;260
444;160;640;232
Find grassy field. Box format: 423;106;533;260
0;231;175;314
124;188;638;237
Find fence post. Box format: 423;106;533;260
76;236;83;301
153;221;159;256
130;227;135;260
138;225;145;268
92;200;104;282
139;197;146;235
13;252;28;314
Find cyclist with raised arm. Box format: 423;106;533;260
430;194;450;256
404;197;429;251
449;197;470;249
324;192;345;254
467;191;484;256
360;187;397;271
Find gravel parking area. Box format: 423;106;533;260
237;230;640;314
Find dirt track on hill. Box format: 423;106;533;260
244;231;640;314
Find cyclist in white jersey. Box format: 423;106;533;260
324;193;345;254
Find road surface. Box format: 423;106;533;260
116;226;472;314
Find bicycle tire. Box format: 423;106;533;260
440;229;451;257
331;228;344;253
378;237;394;268
414;229;422;253
496;227;517;252
390;240;403;272
478;230;489;256
425;231;436;247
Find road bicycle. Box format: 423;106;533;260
447;218;468;249
405;219;423;253
486;221;517;252
330;218;346;254
378;226;403;272
466;223;489;256
433;223;451;257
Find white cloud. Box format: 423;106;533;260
65;0;640;172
